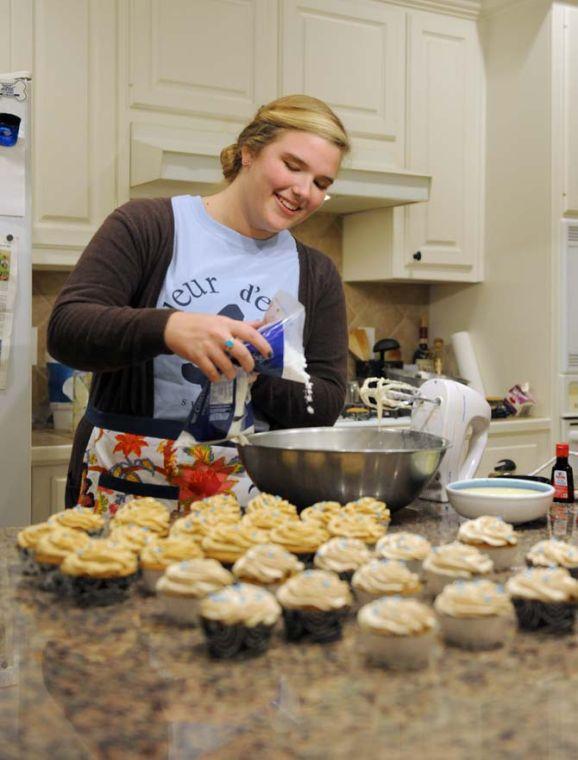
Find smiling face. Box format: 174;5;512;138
238;130;342;238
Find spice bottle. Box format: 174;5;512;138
548;443;575;540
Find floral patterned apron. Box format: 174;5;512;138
78;406;257;516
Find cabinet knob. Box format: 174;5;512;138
413;251;422;261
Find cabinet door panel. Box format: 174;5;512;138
404;12;483;278
130;0;277;121
475;432;550;479
33;0;118;250
563;8;578;215
281;0;404;167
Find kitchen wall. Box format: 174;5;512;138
31;212;430;419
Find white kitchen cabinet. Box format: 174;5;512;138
32;463;68;523
342;9;484;283
280;0;405;170
475;421;551;480
560;6;578;217
129;0;277;123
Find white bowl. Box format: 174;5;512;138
446;478;554;525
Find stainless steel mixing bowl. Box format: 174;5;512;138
237;427;448;511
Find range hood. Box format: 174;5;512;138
131;123;431;214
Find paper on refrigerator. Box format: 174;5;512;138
0;237;18;389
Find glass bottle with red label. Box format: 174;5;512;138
549;443;575;540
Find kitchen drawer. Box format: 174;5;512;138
475;428;551;479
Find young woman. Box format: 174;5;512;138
48;94;350;512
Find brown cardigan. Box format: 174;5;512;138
47;198;348;506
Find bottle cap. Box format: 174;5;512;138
556;443;570;458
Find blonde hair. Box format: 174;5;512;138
220;94;350;183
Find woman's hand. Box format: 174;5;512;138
163;312;271;382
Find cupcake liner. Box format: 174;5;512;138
141;567;164;594
200;618;274;659
424;569;472;597
66;573;138;607
360;629;436;670
437;613;510;650
157;594;201;625
467;544;517;572
281;607;348;643
17;547;42;577
512;598;576;634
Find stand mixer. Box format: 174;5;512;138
360;377;491;502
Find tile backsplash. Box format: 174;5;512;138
32;212;430;417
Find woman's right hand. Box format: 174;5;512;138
163;311;272;383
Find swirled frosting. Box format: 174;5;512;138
60;540;137;577
327;513;385;544
200;583;281;627
201;523;269;561
276;570;352;611
199;493;240;512
17;522;53;550
155;559;234;597
269;521;329;554
241;509;298;532
343;497;391;524
116;497;168;516
423;542;493;578
246;493;298;517
170;515;205;541
233;543;304;584
458;516;517;547
107;524;154;553
526;540;578;569
111;506;169;535
357;597;437;636
434;579;513;618
140;536;204;569
314;538;373;573
352;559;421;596
48;508;104;534
301;502;342;527
506;567;578;602
34;528;91;563
375;532;431;562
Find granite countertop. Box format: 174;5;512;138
2;506;578;759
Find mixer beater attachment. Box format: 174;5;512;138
359;377;441;414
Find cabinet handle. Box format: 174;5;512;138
413;251;422;261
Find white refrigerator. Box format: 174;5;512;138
0;72;32;527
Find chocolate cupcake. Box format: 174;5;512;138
16;522;54;575
200;583;282;659
526;540;578;578
457;516;518;571
506;567;578;634
34;528;92;590
269;521;329;565
375;532;431;575
139;536;204;592
48;507;105;537
232;543;304;591
276;570;352;643
60;541;139;606
313;537;373;581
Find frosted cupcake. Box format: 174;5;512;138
526;540;578;578
155;559;234;625
276;570;352;643
240;509;298;536
352;559;421;607
246;493;298;518
169;514;205;542
342;497;391;527
201;523;269;565
434;579;513;649
357;597;438;670
34;528;91;589
139;536;204;592
60;541;139;605
375;532;431;575
422;542;493;596
107;524;155;554
16;522;54;575
269;521;329;564
111;501;170;536
232;544;304;591
300;502;342;528
506;567;578;634
313;537;373;582
457;516;518;571
199;493;240;512
48;507;105;537
200;583;282;658
327;513;386;547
